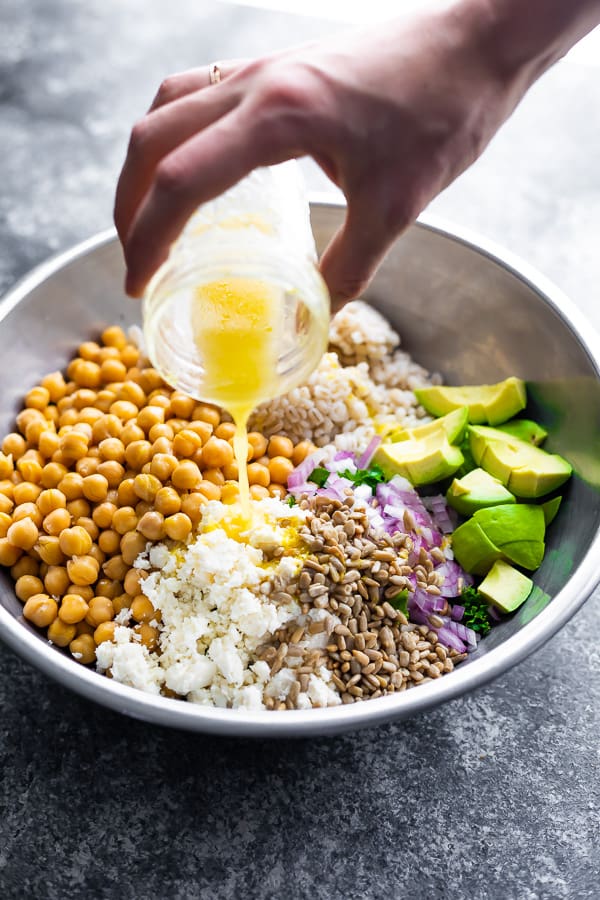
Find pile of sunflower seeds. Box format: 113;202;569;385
258;494;466;709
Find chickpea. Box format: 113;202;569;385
40;460;67;489
268;456;295;485
109;400;138;421
170;392;195;419
222;461;239;481
151;436;172;456
77;518;100;542
0;480;14;499
95;577;122;599
110;506;137;537
120;422;145;446
47;618;77;647
92;502;117;530
0;538;21;566
41;371;67;403
0;495;12;516
67;584;94;603
268;484;287;500
75;456;100;478
98;529;120;555
133;473;162;503
100;358;128;384
120;531;147;566
124;440;152;471
66;498;91;519
81;473;108;503
85;596;114;627
137;511;165;541
137;368;165;395
44;406;59;427
0;453;13;480
137;405;165;433
59;593;90;624
60;431;89;461
197;480;221;502
247;432;268;460
3;433;26;460
42;507;71;536
181;492;209;523
185;421;211;444
36;487;66;517
123;568;143;597
171;460;202;491
0;512;11;538
202;436;234;469
131;594;157;624
96;436;124;462
212;422;235;441
193;404;220;428
135;622;159;650
102;554;129;581
73;359;102;389
99;349;121;366
135;500;152;519
149;453;178;483
67;555;99;586
69;633;96;664
23;593;58;628
75;620;94;636
92;390;114;414
58;409;79;429
16;459;42;485
44;565;71;597
164;512;192;542
116;479;138;508
247;462;270;487
13;481;43;505
7;518;39;550
77;406;104;427
118;380;146;408
94;621;118;645
250;484;270;501
59;525;93;557
25;385;50;410
88;543;106;566
120;343;140;368
15;574;45;602
172;429;203;458
202;468;225;487
153;487;180;517
220;482;240;505
11;556;38;579
16;408;44;434
97;461;125;488
78;341;100;362
37;535;65;566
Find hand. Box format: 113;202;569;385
114;0;599;305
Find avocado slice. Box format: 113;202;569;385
389;407;469;445
541;495;562;526
414;377;526;425
451;503;545;574
446;468;516;516
496;418;548;446
469;425;572;498
478;559;533;613
373;431;464;486
450;518;504;575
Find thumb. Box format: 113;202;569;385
318;195;393;311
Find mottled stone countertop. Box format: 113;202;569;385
1;2;599;898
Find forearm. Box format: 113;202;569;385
454;0;600;89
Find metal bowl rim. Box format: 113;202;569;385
1;198;599;736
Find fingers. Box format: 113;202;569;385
319;192;397;310
114;83;241;244
123;103;284;297
148;59;248;111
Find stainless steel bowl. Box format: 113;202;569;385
1;199;600;737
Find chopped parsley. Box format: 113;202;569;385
285;495;297;507
339;463;386;492
308;466;330;488
390;588;409;617
460;586;492;636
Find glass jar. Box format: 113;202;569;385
142;161;330;407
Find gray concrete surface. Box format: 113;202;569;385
0;1;599;897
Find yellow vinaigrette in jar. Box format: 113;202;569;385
191;278;281;513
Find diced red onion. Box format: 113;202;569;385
445;619;478;651
358;435;382;469
488;604;502;622
451;604;465;621
287;449;326;488
435;626;466;653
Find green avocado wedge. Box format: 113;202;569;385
388;406;469;445
373;431;464;486
414;377;526;425
451;503;546;574
478;559;533;613
446;468;516;516
496;418;548;446
469;425;572;498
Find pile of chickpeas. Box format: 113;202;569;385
0;325;315;666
